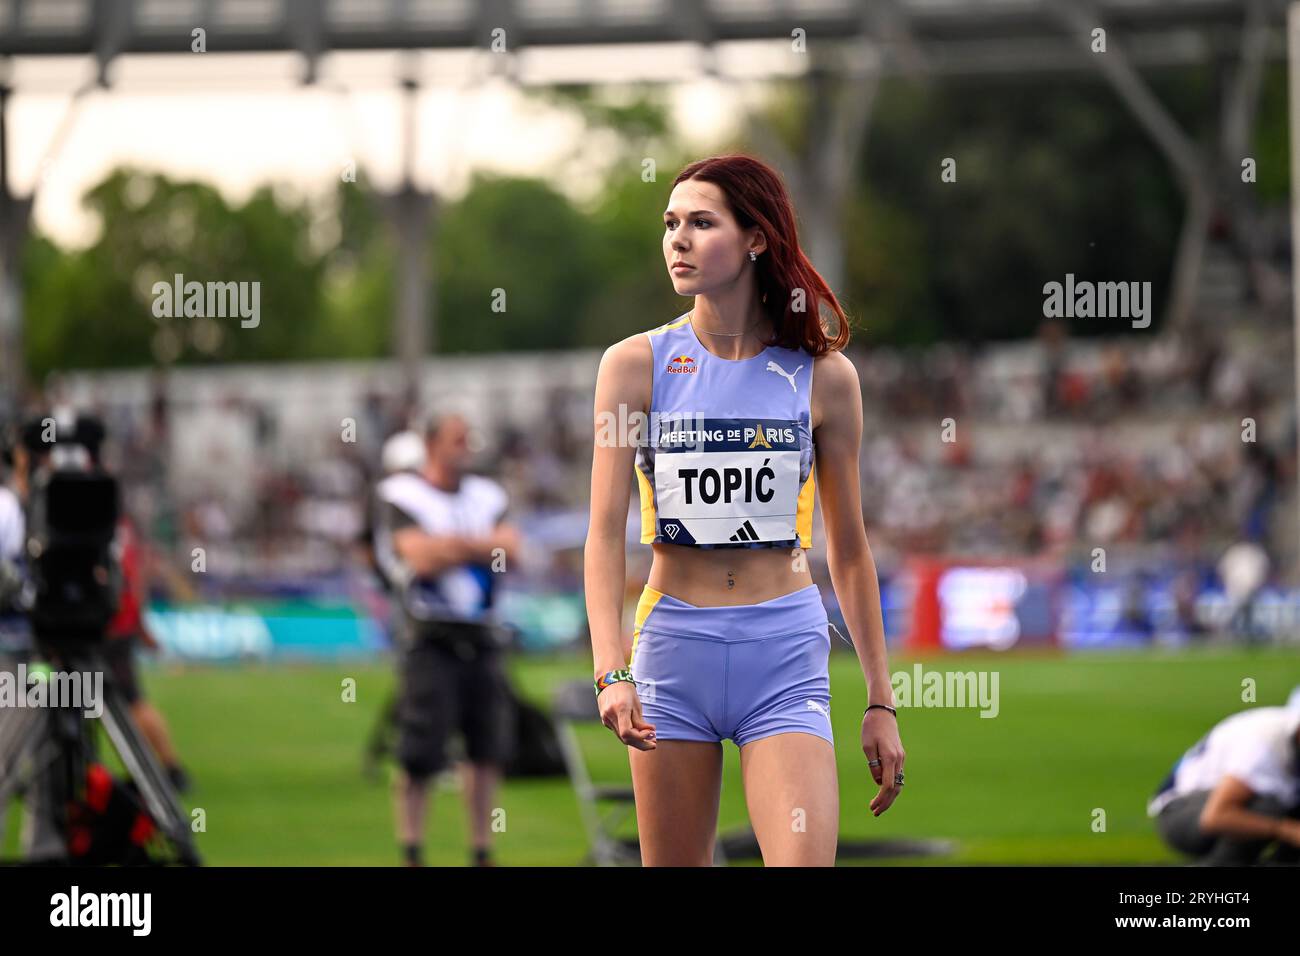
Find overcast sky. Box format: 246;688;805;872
5;40;803;246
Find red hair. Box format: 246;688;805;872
671;154;850;355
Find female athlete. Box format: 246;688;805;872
585;153;903;866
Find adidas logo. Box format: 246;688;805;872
729;519;760;542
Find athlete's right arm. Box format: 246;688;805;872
1201;774;1300;845
387;501;476;579
585;334;656;750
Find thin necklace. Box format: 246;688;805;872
688;309;760;337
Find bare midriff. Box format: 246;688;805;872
645;540;813;607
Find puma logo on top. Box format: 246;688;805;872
766;360;803;391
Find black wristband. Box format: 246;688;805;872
865;703;897;719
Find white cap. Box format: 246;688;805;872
381;430;426;474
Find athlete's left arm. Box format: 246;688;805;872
812;351;891;706
813;350;906;814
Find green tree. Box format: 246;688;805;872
433;172;601;352
24;168;331;377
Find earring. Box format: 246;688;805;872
748;251;758;261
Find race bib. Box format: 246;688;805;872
653;416;801;545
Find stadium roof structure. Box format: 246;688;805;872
0;0;1287;79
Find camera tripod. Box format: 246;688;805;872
0;639;200;865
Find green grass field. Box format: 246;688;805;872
6;645;1299;865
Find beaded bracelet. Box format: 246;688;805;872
594;667;635;697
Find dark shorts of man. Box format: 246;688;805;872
100;635;142;706
396;621;515;781
1155;789;1300;865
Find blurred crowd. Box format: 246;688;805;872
851;319;1292;577
7;317;1293;594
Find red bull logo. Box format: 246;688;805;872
666;354;698;374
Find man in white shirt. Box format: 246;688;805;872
373;412;521;867
0;485;20;565
1148;696;1300;865
1218;539;1270;643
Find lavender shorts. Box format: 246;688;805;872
627;583;834;748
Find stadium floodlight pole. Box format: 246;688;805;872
1289;2;1300;584
0;78;11;408
389;53;433;401
0;76;31;418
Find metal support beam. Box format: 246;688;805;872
1052;0;1216;331
2;0;1275;63
0;81;33;414
92;0;132;87
286;0;324;85
388;184;434;399
866;0;930;79
743;9;883;309
383;56;434;399
799;45;882;299
1287;1;1300;583
1219;0;1282;308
